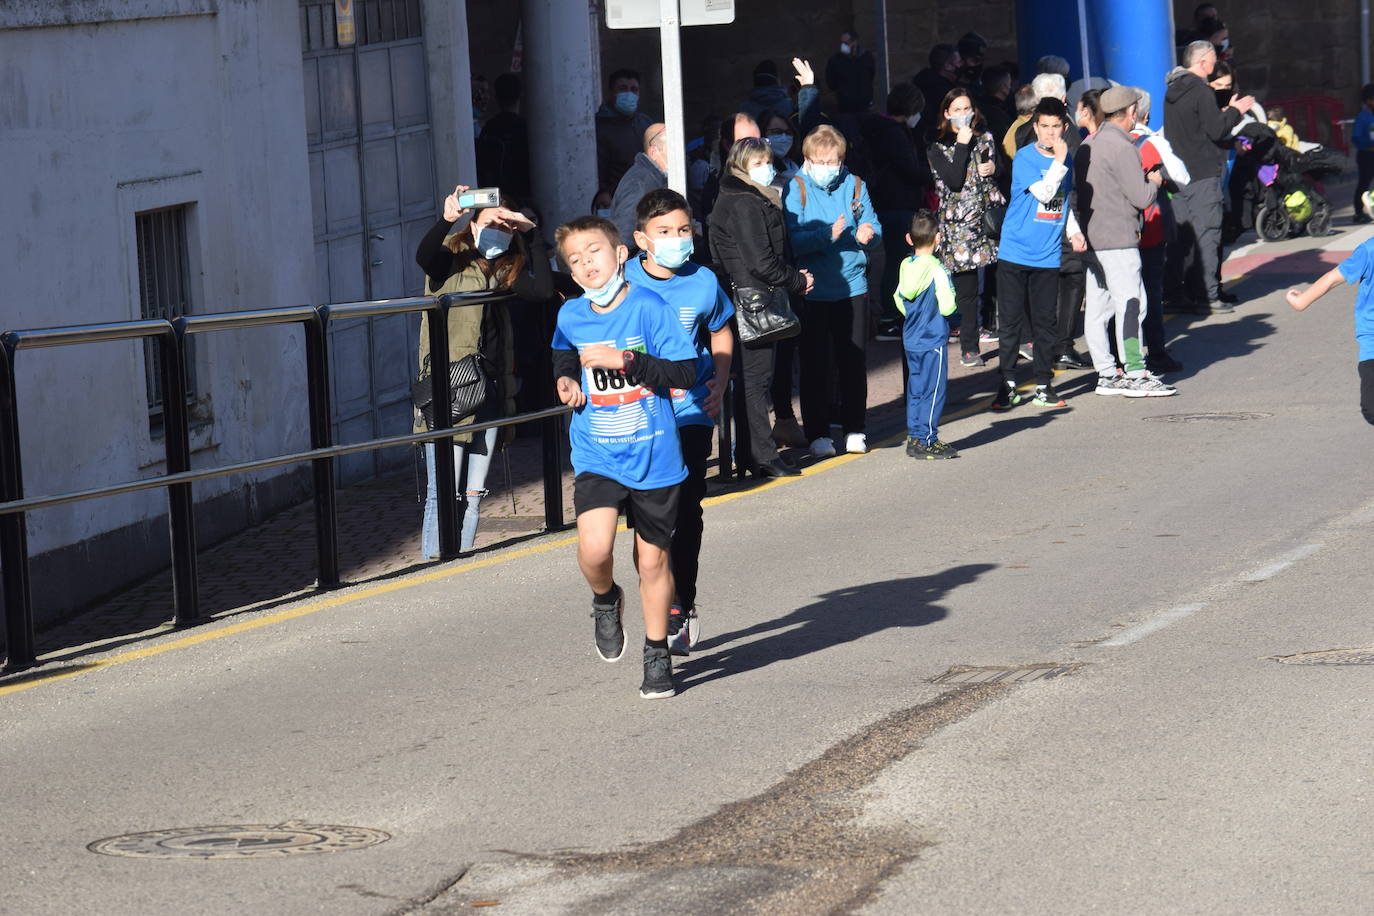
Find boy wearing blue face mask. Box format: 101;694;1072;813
623;189;734;656
551;215;700;699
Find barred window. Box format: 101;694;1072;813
300;0;423;53
135;205;196;423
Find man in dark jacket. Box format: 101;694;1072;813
861;83;932;338
609;124;669;251
1164;40;1254;311
741;59;795;120
913;44;961;141
475;74;530;206
826;30;876;114
596;68;654;193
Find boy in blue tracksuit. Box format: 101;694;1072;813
551;215;699;700
623;188;734;656
895;211;960;459
782;124;883;457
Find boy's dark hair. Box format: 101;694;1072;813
1361;83;1374;102
928;44;957;71
607;68;640;88
1033;97;1069;125
908;210;939;249
635;188;691;231
555;215;623;256
886;82;926;118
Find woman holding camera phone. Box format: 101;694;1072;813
413;185;553;555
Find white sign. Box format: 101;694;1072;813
605;0;735;29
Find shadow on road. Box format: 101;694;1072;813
1166;312;1276;383
676;564;994;692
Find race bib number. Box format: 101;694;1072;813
586;366;649;407
1036;191;1066;222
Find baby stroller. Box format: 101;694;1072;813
1235;122;1343;241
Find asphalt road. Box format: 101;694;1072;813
2;226;1372;915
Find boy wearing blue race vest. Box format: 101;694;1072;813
551;215;699;699
623;189;734;656
992;97;1087;410
895;211;960;459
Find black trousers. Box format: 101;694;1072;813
771;337;797;422
797;296;868;439
1360;359;1374;426
671;423;713;611
731;327;779;468
954;269;985;356
1055;252;1085;358
995;261;1059;386
1356;150;1374;214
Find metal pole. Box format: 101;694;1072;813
1077;0;1092;84
1363;0;1371;87
304;311;340;587
428;297;461;558
537;303;565;532
718;378;735;480
659;0;687;194
161;324;200;626
875;0;890;108
0;337;35;671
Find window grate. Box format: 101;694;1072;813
135;205;195;420
300;0;422;53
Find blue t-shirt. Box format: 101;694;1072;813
551;283;697;488
1354;109;1374;152
1336;239;1374;361
997;145;1073;270
623;256;735;427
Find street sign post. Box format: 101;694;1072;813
605;0;735;196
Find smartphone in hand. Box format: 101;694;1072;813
458;187;500;209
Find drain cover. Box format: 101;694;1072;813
930;663;1084;685
88;823;390;859
1270;648;1374;666
1143;411;1272;422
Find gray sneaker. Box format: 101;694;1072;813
590;586;626;662
1094;374;1132;396
639;645;675;699
1123;375;1178;398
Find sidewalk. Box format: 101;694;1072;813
34;177;1363;658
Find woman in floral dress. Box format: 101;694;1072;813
928;88;1006;368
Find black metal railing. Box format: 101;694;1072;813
0;292;570;672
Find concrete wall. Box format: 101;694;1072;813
0;0;316;619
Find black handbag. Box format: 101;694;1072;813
973;146;1007;240
733;285;800;345
411;351;493;430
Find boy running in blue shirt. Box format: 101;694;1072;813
895;211;960;459
1286;202;1374;425
993;97;1087;410
623;189;734;656
551;215;700;699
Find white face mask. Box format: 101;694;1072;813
747;162;777;187
906;112;922;129
582;261;626;306
949;112;974;130
839;42;852;55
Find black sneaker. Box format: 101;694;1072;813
990;381;1021;411
1146;353;1184;374
590;585;626;662
666;604;695;657
1032;384;1067;407
928;439;960;459
907;437;957;459
640;645;675;699
1216;289;1240;304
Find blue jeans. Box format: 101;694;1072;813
422;428;497;556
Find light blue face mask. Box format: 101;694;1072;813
475;227;512;259
582;263;626;306
768;133;794;159
747;162;777;187
595;208;613;219
808;162;842;188
614;91;639;117
652;237;694;270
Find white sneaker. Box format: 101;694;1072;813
844;432;868;454
809;436;837;458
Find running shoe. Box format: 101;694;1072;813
1123;375;1178;397
590;585;625;662
1032;384;1067;407
928;439;960;458
844;432;868;454
809;436;837;458
1094;374;1132;396
960;351;984;368
979;328;999;343
640;645;676;699
990;381;1021;410
1018;342;1034;361
666;604;696;657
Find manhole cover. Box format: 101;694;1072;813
1142;411;1272;422
1270;648;1374;666
930;663;1084;685
88;823;391;859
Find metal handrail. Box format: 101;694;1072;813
0;291;570;673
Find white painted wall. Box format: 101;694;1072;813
0;3;315;558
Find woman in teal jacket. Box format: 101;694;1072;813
782;124;882;457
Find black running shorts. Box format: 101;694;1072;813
573;473;680;550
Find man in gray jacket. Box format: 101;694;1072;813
1075;86;1177;397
